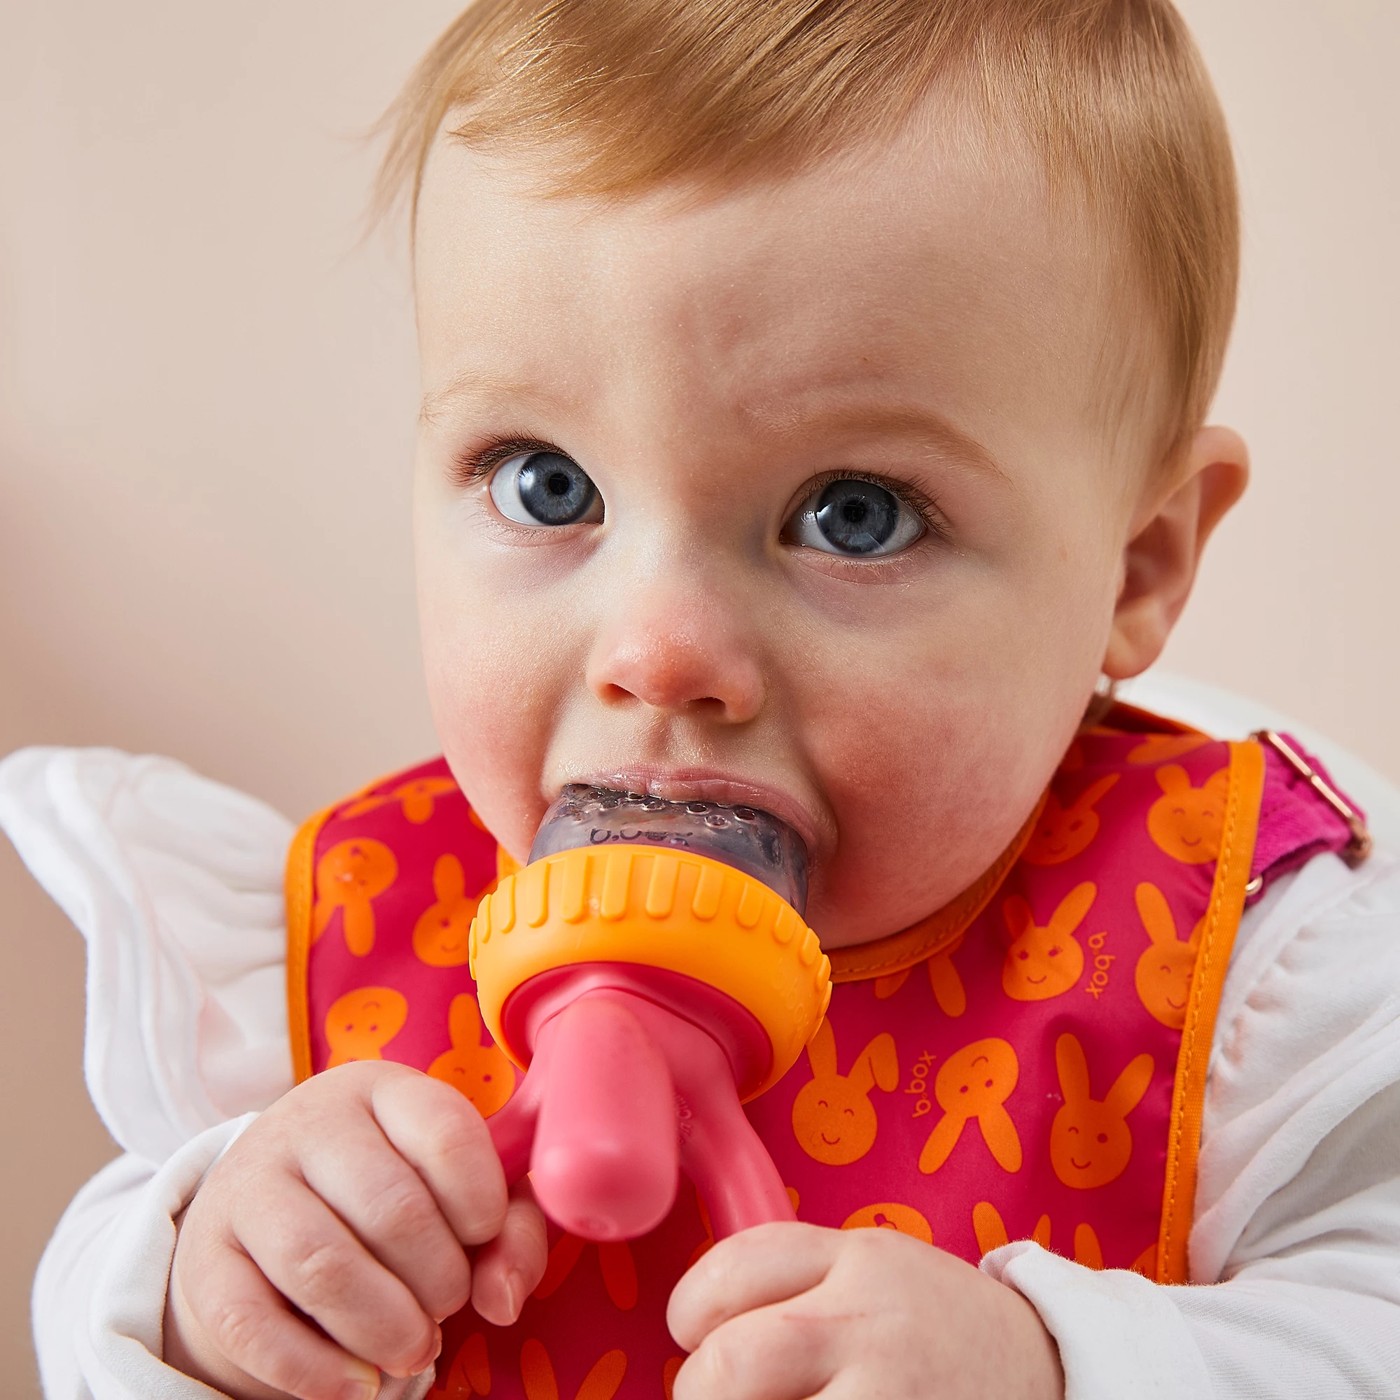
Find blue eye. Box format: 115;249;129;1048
488;451;602;527
787;478;924;557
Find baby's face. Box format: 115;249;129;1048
412;107;1158;949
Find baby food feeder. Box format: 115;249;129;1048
469;786;831;1242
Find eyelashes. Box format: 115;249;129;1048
793;468;952;547
448;434;562;490
447;433;954;552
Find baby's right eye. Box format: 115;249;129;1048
488;450;603;527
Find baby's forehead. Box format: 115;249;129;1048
414;113;1158;469
387;2;1235;490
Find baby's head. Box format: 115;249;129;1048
380;0;1247;949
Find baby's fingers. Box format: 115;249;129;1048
369;1067;510;1247
237;1170;443;1383
469;1178;549;1325
170;1240;380;1400
298;1106;475;1327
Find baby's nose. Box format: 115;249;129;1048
585;583;766;723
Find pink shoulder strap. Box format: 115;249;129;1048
1247;730;1372;901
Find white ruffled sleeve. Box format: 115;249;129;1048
0;746;295;1158
981;847;1400;1398
0;746;299;1397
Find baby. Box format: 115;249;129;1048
6;2;1400;1399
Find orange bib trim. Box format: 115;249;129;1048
1156;737;1265;1281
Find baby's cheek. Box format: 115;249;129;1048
807;654;1078;942
423;629;561;861
812;705;1009;918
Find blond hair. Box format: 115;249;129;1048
373;0;1239;466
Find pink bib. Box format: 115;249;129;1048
285;708;1365;1399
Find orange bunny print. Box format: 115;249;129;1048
342;775;460;824
1131;1240;1158;1277
1073;1222;1104;1269
918;1037;1022;1175
1050;1032;1154;1189
873;933;967;1016
1022;775;1119;866
1146;765;1229;864
520;1338;627;1400
662;1357;684;1399
313;838;397;956
971;1200;1051;1256
533;1233;638;1311
324;986;409;1068
1127;733;1210;765
428;993;515;1117
842;1201;934;1244
873;967;911;999
971;1203;1106;1268
1001;882;1096;1001
927;935;969;1015
791;1019;899;1166
427;1331;491;1398
415;853;487;968
1133;882;1203;1029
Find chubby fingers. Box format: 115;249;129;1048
286;1069;511;1350
177;1065;516;1395
468;1177;550;1325
668;1221;836;1352
367;1068;510;1249
230;1159;446;1383
169;1231;384;1400
668;1223;842;1400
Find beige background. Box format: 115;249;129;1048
1;1;1396;1392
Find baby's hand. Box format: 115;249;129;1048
165;1062;546;1400
667;1221;1064;1400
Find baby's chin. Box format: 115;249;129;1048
806;884;961;951
802;869;965;953
806;798;1041;951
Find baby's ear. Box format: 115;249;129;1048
1103;425;1249;680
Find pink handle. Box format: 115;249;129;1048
485;987;794;1242
531;995;680;1238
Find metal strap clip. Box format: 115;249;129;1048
1252;729;1373;868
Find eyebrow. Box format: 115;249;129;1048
751;397;1013;485
420;371;1012;486
419;369;578;427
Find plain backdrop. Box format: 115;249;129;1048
1;1;1397;1392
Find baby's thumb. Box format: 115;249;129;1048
468;1178;549;1327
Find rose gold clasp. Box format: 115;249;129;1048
1252;729;1374;867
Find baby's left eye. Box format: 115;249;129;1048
784;478;925;557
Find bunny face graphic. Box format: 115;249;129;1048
1050;1033;1154;1189
428;992;516;1117
323;986;409;1068
791;1020;899;1165
1146;766;1229;864
414;852;487;967
1000;882;1096;1001
1133;882;1202;1029
1022;775;1118;865
919;1037;1023;1175
313;838;398;956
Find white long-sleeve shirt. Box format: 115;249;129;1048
3;738;1399;1400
